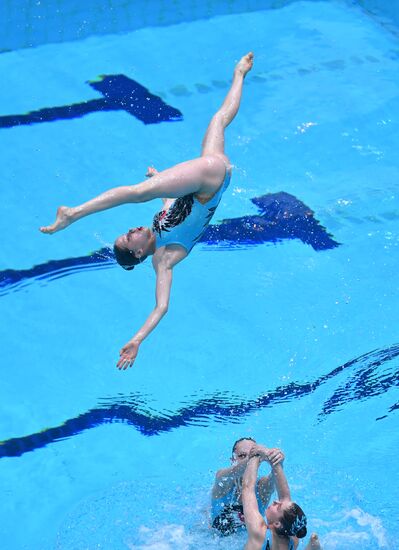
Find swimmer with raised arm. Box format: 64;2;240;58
40;53;254;369
242;444;322;550
211;437;284;536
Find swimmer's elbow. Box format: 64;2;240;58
241;480;251;492
242;478;256;493
157;304;168;316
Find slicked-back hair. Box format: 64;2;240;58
231;437;256;456
113;242;146;271
275;502;307;539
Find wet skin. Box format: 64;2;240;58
266;499;293;524
115;226;155;257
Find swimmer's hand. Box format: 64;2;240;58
146;166;158;178
266;448;285;467
117;340;140;370
249;445;284;467
39;206;74;234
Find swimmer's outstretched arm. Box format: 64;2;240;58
249;445;289;498
269;462;291;502
116;265;171;370
116;246;186;369
242;456;267;548
246;445;284;507
212;454;254;500
242;448;288;550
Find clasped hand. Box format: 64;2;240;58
249;444;285;467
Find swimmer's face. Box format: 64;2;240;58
114;226;155;258
232;439;256;464
265;500;293;526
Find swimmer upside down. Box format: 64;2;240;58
40;52;254;369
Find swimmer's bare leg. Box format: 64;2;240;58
201;52;254;157
304;533;323;550
39;167;159;233
39;156;225;234
39;55;253;236
146;166;171;205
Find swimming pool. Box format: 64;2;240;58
1;1;398;548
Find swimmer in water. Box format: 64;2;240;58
211;437;284;536
242;443;322;550
40;52;254;369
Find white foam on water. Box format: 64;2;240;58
55;477;393;550
322;530;370;549
55;480;246;550
312;506;389;550
126;524;194;549
125;523;246;550
345;508;388;547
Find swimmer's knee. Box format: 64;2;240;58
128;184;149;203
211;112;227;129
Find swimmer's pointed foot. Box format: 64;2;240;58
145;166;158;178
309;533;322;550
39;206;73;234
235;52;254;77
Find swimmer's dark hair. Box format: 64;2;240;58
275;502;307;539
113;242;147;271
231;437;256;456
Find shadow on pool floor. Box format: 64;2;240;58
0;191;339;296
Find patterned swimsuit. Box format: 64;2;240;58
152;163;231;253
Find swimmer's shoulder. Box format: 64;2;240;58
152;244;187;270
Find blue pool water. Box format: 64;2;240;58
1;1;399;549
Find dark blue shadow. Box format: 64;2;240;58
1;343;397;458
0;75;183;127
204;192;339;250
0;192;339;296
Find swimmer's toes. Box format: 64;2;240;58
146;167;157;178
236;52;254;76
39;226;51;234
310;534;321;549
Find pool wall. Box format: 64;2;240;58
2;0;398;54
357;0;399;27
0;0;301;52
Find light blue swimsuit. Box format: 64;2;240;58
152;164;231;253
262;529;295;550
